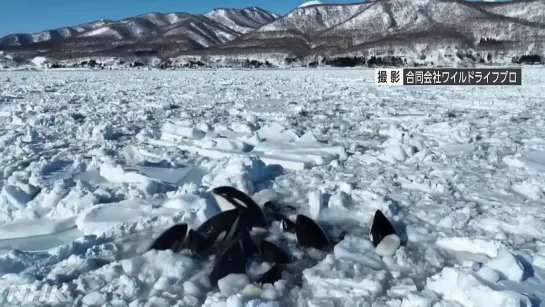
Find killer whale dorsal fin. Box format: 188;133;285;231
260;240;292;264
370;210;396;246
148;223;188;252
294;214;330;250
209;239;246;287
370;210;400;257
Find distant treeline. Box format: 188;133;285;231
40;52;543;70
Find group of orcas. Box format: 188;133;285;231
148;186;401;287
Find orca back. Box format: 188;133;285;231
148;224;188;252
295;214;330;250
197;209;241;242
209;239;246;287
187;229;213;255
260;240;292;264
240;226;259;260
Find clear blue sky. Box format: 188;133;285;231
0;0;353;36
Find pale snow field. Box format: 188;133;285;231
0;68;544;307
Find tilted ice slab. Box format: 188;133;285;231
435;236;504;259
98;162;207;196
0;227;81;253
504;151;545;172
75;193;214;236
252;139;346;168
0;216;76;240
201;155;272;196
149;120;347;171
129;165;205;187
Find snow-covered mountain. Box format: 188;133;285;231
197;0;545;65
205;7;281;34
1;0;544;67
0;7;278;48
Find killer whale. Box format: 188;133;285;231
369;210;401;257
148;188;400;291
209;239;247;287
148;223;188;252
260;240;292;264
210;186;268;228
294;214;331;250
190;209;242;253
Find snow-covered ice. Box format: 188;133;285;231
0;68;545;306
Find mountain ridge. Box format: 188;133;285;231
196;0;544;60
1;0;544;68
0;7;278;47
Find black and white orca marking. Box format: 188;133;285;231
210;186;258;211
281;216;296;233
195;209;241;245
187;209;244;255
209;239;247;287
260;240;292;264
148;223;188;252
210;186;268;229
210;187;242;212
294;214;331;250
370;210;401;257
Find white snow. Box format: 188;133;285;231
205;8;280;35
299;0;323;8
0;68;544;307
30;56;49;68
374;233;401;257
218;274;251;296
308;189;323;220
